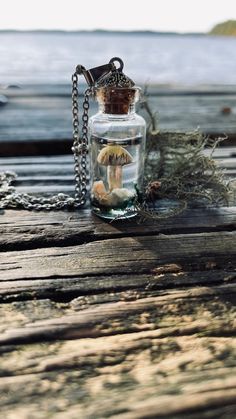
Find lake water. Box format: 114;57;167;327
1;32;236;86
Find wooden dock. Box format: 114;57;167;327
0;84;236;156
0;84;235;417
0;143;235;417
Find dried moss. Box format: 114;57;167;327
137;97;232;220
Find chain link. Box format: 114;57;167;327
71;72;91;207
0;73;91;211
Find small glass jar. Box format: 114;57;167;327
89;86;146;220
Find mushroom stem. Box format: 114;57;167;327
108;165;122;191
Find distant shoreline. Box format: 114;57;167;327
0;29;206;36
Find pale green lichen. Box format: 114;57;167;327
136;97;232;220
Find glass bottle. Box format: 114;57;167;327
89;86;146;220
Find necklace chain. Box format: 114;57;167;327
0;73;90;210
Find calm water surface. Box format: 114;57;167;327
0;32;236;86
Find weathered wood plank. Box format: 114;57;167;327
0;148;234;417
13;184;75;194
0;162;74;175
8;179;236;199
1;162;233;179
217;158;236;170
0;155;73;164
0;268;235;303
115;390;236;419
0;366;235;418
1;87;236;146
0;231;235;281
0;207;235;252
0;282;235;345
0;283;235;417
0;149;234;202
205;146;236;158
0;337;235;418
1;150;235;170
0;146;234;165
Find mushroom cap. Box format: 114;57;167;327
97;144;133;166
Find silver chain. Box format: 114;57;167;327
71;72;91;208
0;73;90;211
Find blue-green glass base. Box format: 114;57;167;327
91;205;137;220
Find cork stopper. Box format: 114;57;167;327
96;87;139;114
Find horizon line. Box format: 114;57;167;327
0;28;206;35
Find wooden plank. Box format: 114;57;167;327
0;283;235;417
0;149;234;203
0;86;236;148
1;158;235;175
0;207;235;252
205;147;236;158
0;148;234;417
0;231;235;282
1;282;235;344
217;158;236;168
0;361;235;418
13;184;75;194
0;268;235;302
0;336;235;418
0;146;234;165
0;162;74;174
0;139;73;156
0;155;74;164
1;177;235;199
15;175;74;184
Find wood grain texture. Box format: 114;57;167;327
0;152;235;418
0;206;235;251
0;282;235;344
0;268;235;303
0;86;236;155
0;231;235;281
0;286;235;417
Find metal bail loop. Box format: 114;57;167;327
109;57;124;72
77;62;115;87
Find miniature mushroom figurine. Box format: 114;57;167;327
97;144;133;191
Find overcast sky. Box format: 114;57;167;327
1;0;236;32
